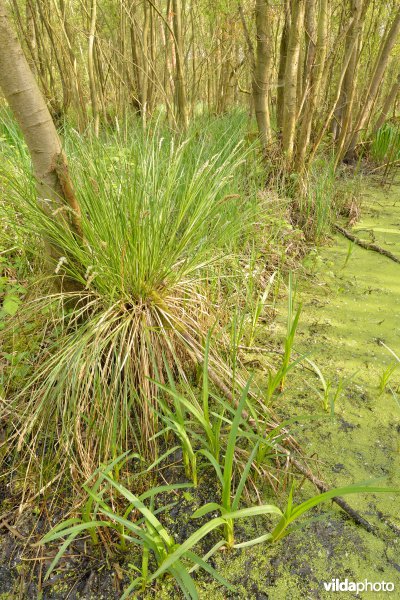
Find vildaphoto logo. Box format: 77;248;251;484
323;579;395;593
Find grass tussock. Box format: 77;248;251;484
1;119;262;481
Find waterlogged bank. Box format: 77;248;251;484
196;181;400;599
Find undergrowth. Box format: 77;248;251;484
1;119;263;479
1;110;393;600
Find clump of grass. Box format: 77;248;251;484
378;361;398;396
295;157;336;242
1;123;255;480
370;122;400;165
265;274;302;404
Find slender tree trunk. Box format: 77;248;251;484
129;2;144;116
373;72;400;132
57;0;88;130
333;0;369;167
282;0;305;163
301;0;317;104
25;0;37;73
294;0;328;171
172;0;188;129
163;0;175;123
333;1;360;141
344;7;400;159
276;0;290;133
296;24;305;116
88;0;99;136
0;0;82;289
36;0;71;120
252;0;274;150
308;22;360;164
141;0;150;125
147;4;156;115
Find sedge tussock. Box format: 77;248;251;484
1;125;254;481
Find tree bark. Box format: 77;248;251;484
344;7;400;160
252;0;274;150
172;0;188;129
373;72;400;132
0;0;82;288
282;0;305;164
301;0;317;103
88;0;99;136
333;0;369;166
294;0;328;171
276;0;290;133
308;21;359;164
129;2;144;116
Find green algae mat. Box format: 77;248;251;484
198;182;400;599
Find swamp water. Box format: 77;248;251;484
200;182;400;599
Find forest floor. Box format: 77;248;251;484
1;180;399;599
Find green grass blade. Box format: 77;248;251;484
150;517;227;581
232;440;260;511
191;503;223;519
222;378;252;510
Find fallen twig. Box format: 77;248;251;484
275;445;376;534
0;519;25;540
334;224;400;264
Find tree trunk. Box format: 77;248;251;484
294;0;328;171
282;0;305;163
252;0;274;150
88;0;99;136
301;0;317;105
308;21;360;165
141;0;150;125
163;0;175;124
276;0;290;132
57;0;88;130
373;72;400;133
333;0;369;166
172;0;188;129
129;2;144;116
0;0;82;289
344;7;400;160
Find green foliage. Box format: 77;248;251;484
39;449;399;599
1;117;259;477
370;123;400;165
150;336;224;488
190;377;270;548
151;344;287;548
378;342;400;397
39;454;232;600
378;361;398;396
248;272;276;347
305;358;349;415
3;101;397;598
0;262;26;321
265;274;302;404
297;158;336;242
271;482;398;542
